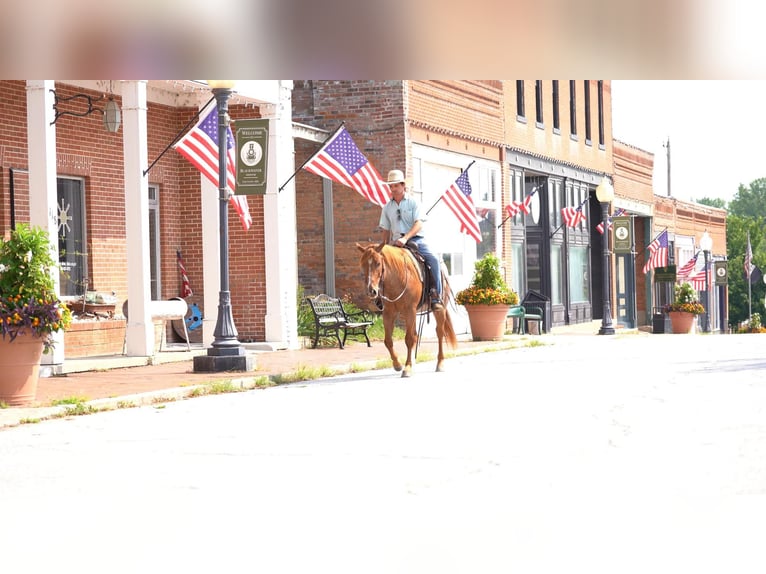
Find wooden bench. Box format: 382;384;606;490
507;304;543;335
306;294;374;349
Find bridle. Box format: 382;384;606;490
367;249;409;303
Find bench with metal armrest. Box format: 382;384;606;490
306;294;374;349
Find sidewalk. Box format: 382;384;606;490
0;320;615;428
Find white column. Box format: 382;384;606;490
263;81;299;349
122;81;154;356
26;80;64;366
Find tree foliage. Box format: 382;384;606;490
725;179;766;328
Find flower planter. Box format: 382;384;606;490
465;304;511;341
668;311;696;334
0;332;45;406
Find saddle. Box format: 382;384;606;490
403;240;436;311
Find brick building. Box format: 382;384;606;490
295;80;727;334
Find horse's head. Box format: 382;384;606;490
357;242;385;299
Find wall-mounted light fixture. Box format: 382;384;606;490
50;89;121;133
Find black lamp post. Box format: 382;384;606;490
700;230;713;333
194;80;254;373
596;176;615;335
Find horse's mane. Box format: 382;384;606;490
379;244;416;279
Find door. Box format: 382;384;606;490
615;252;636;328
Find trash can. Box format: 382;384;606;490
521;290;551;333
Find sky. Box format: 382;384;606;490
611;80;766;205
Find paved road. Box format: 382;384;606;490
2;334;765;573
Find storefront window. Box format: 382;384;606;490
568;245;590;303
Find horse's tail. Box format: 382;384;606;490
443;308;458;349
440;272;458;348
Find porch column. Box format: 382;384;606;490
263;81;299;349
26;80;63;367
122;80;154;356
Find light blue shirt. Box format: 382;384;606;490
379;197;425;237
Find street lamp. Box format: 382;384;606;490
700;230;713;333
194;80;254;373
596;176;615;335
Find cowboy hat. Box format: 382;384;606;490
385;169;406;185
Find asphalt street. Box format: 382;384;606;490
2;333;765;573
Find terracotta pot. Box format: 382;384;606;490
465;304;511;341
0;333;45;406
668;311;697;334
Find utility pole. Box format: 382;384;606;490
664;137;671;197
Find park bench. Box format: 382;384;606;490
306;294;374;349
507;304;544;335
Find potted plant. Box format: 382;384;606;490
0;223;72;406
456;252;519;340
664;281;704;334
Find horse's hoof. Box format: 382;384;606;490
435;363;445;372
401;369;412;378
393;364;403;372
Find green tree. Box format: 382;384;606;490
696;197;727;209
729;178;766;217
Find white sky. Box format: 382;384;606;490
611;80;766;205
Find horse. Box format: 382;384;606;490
357;242;457;377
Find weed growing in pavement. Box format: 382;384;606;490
272;364;337;384
0;401;8;409
51;396;90;406
19;417;40;424
52;402;102;417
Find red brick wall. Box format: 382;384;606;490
504;80;613;176
292;80;406;306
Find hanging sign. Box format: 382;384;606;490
715;261;728;285
235;119;269;195
612;216;632;254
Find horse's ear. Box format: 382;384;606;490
356;243;366;253
374;242;385;253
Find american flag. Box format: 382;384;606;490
561;205;586;227
303;126;390;208
176;249;193;297
596;207;626;234
745;232;754;278
174;104;252;231
441;169;482;243
689;261;710;291
676;252;699;280
505;202;523;218
642;229;669;274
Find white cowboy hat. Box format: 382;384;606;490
385;169;406;185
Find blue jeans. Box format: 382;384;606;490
409;236;441;298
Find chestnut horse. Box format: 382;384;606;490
357;242;457;377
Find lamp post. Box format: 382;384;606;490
700;230;713;333
596;176;615;335
194;80;254;373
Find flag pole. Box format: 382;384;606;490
278;122;346;192
746;231;753;323
143;96;216;177
426;160;475;215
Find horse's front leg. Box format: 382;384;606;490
401;314;418;378
382;311;402;372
